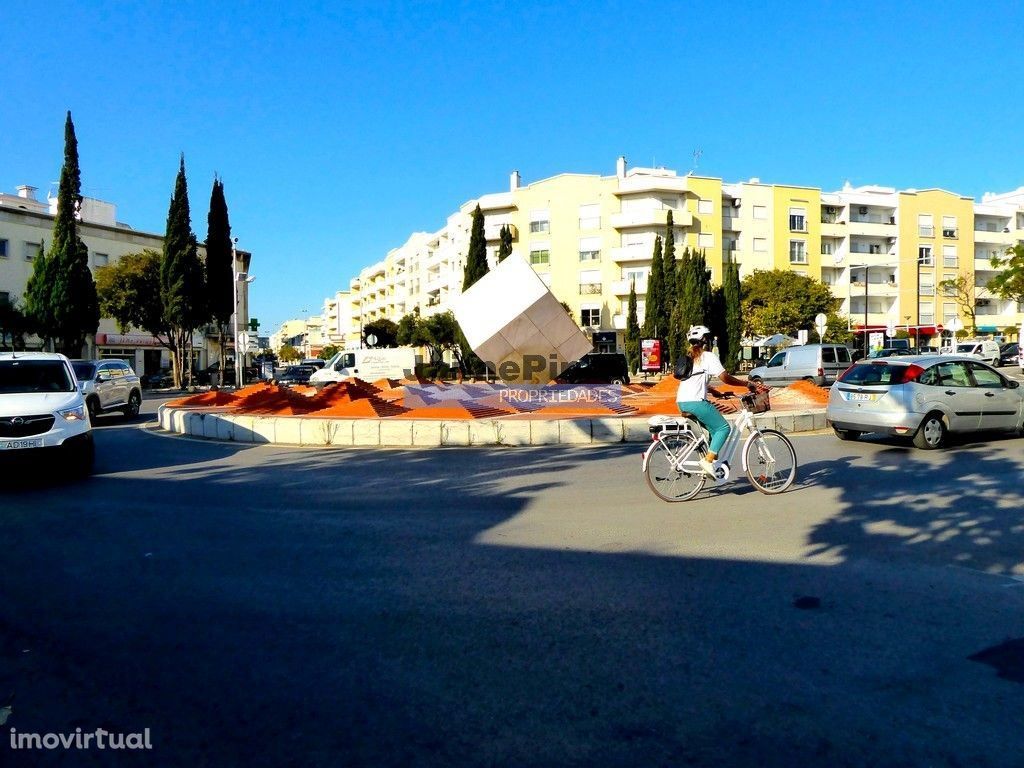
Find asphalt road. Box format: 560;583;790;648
2;397;1024;767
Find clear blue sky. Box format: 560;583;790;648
5;1;1022;333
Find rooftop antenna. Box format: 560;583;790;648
692;148;703;172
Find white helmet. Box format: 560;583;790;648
687;325;712;342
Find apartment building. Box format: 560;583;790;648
0;184;253;374
322;159;1024;352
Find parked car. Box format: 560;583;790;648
554;352;630;385
747;344;853;387
952;339;1000;366
998;342;1019;367
275;364;318;386
866;347;914;359
826;355;1024;449
71;359;143;420
196;361;259;386
300;358;328;370
0;352;94;475
141;368;174;389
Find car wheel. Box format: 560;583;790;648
913;413;946;450
750;376;763;384
123;390;141;418
86;396;100;422
833;427;860;441
610;377;625;385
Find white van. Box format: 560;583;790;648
953;339;1000;366
748;344;853;387
309;347;419;385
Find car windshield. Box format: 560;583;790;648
0;360;75;393
955;344;976;353
72;362;96;380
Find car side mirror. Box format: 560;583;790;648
1007;379;1020;389
96;371;109;382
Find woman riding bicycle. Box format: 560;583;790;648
676;324;756;476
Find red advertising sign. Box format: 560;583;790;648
641;339;662;372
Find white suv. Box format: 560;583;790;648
0;352;94;476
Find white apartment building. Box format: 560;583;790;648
0;184;252;375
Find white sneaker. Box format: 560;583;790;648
698;457;717;477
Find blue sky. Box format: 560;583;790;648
5;1;1023;333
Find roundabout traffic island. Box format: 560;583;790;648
156;377;830;448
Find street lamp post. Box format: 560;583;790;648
232;238;255;388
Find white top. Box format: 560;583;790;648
675;350;725;403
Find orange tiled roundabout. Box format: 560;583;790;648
157;377;830;447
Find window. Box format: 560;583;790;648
941;215;957;237
578;203;600;230
529;220;549;234
659;196;679;210
0;239;7;258
940;282;957;297
24;241;41;261
581;307;600;326
789;207;807;232
789;241;807;264
579;269;601;294
942;303;957;321
821;241;833;255
529;249;550;265
94;252;109;267
920;279;935;296
698;232;714;248
942;245;957;268
529;208;550;234
578;236;601;261
918;214;934;237
622;267;648;282
918;246;933;266
697;198;714;214
753;205;768;220
753;237;768;252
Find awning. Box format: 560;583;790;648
976;325;998;333
853;324;943;334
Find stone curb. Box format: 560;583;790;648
157;405;828;448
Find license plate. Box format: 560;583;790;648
849;393;873;402
0;438;43;450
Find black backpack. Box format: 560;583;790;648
673;355;694;381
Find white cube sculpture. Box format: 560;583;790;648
453;253;593;383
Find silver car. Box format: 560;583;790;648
71;360;143;421
826;355;1024;449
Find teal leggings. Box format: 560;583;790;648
677;400;730;455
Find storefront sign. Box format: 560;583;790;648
641;339;662;372
96;333;162;347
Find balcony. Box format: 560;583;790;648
847;214;896;238
820;220;847;239
611;277;648;295
484;222;518;241
850;280;899;297
973;227;1015;246
610;208;691;229
611;245;655;263
722;214;741;231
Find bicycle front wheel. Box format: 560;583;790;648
744;429;797;494
644;434;706;502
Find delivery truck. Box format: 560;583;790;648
309;347;419;385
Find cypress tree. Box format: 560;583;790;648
205;177;234;376
722;260;743;373
24;239;55;347
48;112;100;357
497;224;513;262
462;204;489;290
668;247;692;364
642;236;664;340
625;281;641;375
161;154;207;387
662;210;676;351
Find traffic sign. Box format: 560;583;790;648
814;313;827;341
237;331;250;349
885;320;896;337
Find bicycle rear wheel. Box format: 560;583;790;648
644;434;706;502
744;429;797;494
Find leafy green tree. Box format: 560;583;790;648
740;269;838;337
0;295;31;350
161;155;208;387
422;311;463;366
721;260;743;373
363;318;399;347
989;243;1024;313
47;112;100;357
396;310;423;347
661;211;676;340
318;344;340;360
642;236;665;340
462;204;489;290
205;177;234;378
24;240;55;347
937;274;978;335
96;249;166;336
497;224;513;262
672;248;713;363
625;281;641;374
279;343;301;362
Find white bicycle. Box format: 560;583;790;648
642;392;798;502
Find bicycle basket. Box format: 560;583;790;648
742;390;771;413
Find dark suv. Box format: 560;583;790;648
555;352;630;385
